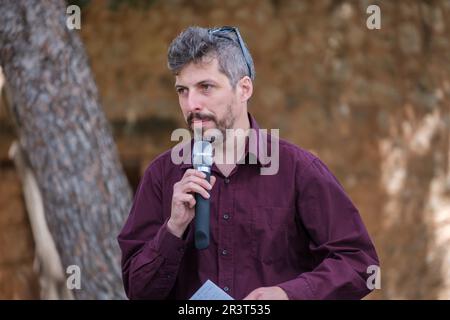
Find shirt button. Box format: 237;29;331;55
223;214;230;220
224;178;230;184
223;286;229;292
221;249;228;256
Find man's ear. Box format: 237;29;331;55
238;76;253;102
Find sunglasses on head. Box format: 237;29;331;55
208;26;254;80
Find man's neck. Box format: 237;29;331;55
213;115;250;176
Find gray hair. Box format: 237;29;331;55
167;26;255;87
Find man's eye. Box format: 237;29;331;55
177;88;186;95
202;84;212;92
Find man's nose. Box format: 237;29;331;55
186;91;203;113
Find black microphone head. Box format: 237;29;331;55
192;140;213;170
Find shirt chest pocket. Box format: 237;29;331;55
250;206;295;264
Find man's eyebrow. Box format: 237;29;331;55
175;79;218;88
197;79;217;85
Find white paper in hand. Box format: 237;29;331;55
189;279;234;300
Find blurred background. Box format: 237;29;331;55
1;0;449;299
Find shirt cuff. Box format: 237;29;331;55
142;219;189;265
278;277;316;300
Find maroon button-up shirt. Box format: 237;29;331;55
118;113;379;300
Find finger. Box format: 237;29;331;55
179;194;196;208
184;169;206;179
185;175;212;191
183;182;210;199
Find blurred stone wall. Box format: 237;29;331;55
1;0;449;299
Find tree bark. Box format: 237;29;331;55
0;0;131;299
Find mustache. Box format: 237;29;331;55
187;113;216;126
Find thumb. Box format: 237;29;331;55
242;289;258;300
243;292;255;300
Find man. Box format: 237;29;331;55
118;26;379;300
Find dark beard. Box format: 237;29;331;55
187;105;235;142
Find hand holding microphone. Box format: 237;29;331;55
192;140;214;249
167;141;215;243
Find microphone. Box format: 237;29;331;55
192;140;213;250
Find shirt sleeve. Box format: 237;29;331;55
278;158;379;300
117;159;189;299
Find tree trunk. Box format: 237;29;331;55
0;0;131;299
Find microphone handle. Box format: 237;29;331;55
195;170;211;250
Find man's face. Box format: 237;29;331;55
175;57;245;139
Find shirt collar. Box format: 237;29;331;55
179;112;272;169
